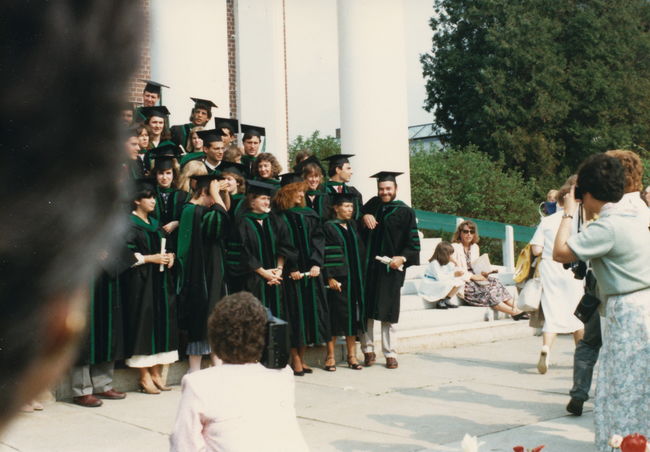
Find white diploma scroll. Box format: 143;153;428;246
159;237;167;272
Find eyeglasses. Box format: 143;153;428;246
461;229;474;234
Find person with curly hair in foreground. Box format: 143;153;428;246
170;292;308;451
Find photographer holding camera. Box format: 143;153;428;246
170;292;308;452
553;153;650;452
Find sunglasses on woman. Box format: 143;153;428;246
461;229;474;234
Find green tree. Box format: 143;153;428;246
421;0;650;183
410;145;539;226
288;130;340;170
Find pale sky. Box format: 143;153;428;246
285;0;435;139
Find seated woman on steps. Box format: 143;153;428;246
451;221;529;320
419;241;463;309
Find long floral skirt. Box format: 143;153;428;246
594;287;650;451
462;277;511;307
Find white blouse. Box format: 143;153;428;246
170;363;308;452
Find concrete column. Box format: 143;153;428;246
235;0;289;169
150;0;230;125
502;225;515;272
337;0;411;204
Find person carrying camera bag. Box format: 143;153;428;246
553;153;650;452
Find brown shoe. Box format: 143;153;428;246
72;394;103;408
386;357;398;369
95;389;126;400
363;352;376;367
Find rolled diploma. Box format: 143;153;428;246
159;237;167;272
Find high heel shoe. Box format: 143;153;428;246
138;380;161;395
323;356;336;372
347;355;362;370
151;377;171;391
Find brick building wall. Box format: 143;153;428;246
227;0;238;118
127;0;151;104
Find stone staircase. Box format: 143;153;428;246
55;238;533;400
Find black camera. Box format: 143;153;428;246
574;185;583;200
563;260;587;280
260;308;290;369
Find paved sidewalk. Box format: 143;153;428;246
1;335;595;451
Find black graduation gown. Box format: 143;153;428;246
176;203;229;342
361;197;421;324
77;245;135;366
323;220;366;337
151;186;189;251
121;214;178;357
305;187;331;220
170;123;193;149
237;212;296;318
241;154;256;179
325;181;363;221
124;159;146;181
280;208;330;347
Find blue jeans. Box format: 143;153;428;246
569;313;601;401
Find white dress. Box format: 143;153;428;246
419;260;464;302
170;363;309;452
530;208;584;333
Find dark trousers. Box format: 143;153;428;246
569;313;602;402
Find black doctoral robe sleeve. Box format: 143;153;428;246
323;222;347;280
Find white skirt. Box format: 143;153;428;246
419;275;464;302
126;350;179;368
539;258;584;333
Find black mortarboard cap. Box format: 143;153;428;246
214;117;240;135
220;161;246;178
295;155;325;174
191;97;218;110
279;172;304;187
150;141;181;171
139;106;171;119
140;79;170;94
322;154;355;168
331;192;357;205
370;171;403;183
196;129;222;144
134;177;157;193
246;180;275;196
240;124;266;137
190;173;223;189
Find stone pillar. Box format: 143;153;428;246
337;0;411;204
235;0;289;169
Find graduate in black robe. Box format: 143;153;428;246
122;127;147;182
121;180;178;393
360;172;420;369
169;98;215;150
234;180;296;317
240;124;265;178
148;143;189;251
323;193;367;371
322;154;363;221
70;244;135;406
297;156;331;221
274;174;330;376
176;173;230;372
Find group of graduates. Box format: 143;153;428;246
70;80;421;408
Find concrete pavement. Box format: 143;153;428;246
1;335;595;451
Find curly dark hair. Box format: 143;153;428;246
252;153;282;178
208;292;267;364
577;153;625;203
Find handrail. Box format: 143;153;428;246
414;209;536;243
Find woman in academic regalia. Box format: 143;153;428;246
232;180;296;315
122;179;178;394
140;106;172;150
297;156;330;221
149;143;189;251
323;193;366;371
176;174;230;373
252;153;282;192
220;162;247;219
274;174;330;376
